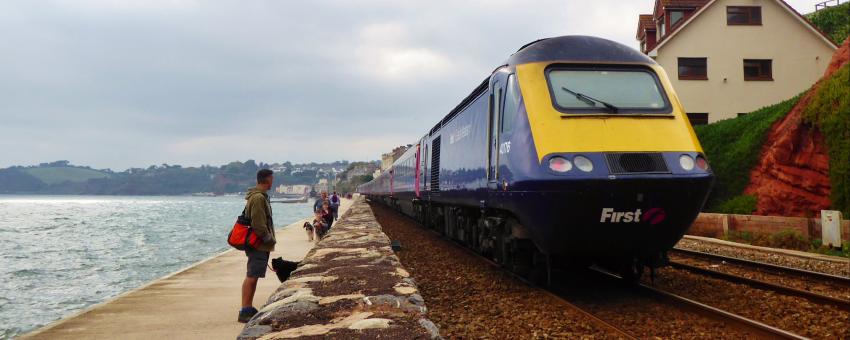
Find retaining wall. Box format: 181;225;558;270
238;196;440;339
689;212;850;241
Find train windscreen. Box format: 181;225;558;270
546;67;670;114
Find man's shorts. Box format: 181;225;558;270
245;248;270;278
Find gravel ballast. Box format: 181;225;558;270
676;237;849;277
644;267;850;339
369;203;618;339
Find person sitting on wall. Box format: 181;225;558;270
321;201;334;230
312;211;328;241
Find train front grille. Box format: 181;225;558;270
605;152;669;174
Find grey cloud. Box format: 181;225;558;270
0;0;812;169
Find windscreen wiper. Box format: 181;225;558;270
561;87;619;113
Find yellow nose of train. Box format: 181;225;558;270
517;62;704;160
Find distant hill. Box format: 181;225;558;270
0;159;372;195
22;166;109;185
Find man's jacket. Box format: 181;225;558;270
245;187;276;252
313;198;326;212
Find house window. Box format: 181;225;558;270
687;112;709;125
678;58;708;80
659;16;666;36
743;59;772;81
670;10;685;27
727;6;761;25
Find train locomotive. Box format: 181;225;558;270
359;36;714;281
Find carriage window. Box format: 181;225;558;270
501;74;520;133
547;68;670;113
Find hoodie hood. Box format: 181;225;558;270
245;187;267;200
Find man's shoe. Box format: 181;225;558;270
238;307;258;323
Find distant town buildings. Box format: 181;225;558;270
276;184;311;196
381;145;410;171
314;178;330;194
636;0;838;123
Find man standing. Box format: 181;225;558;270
330;191;341;220
313;191;328;213
238;169;277;323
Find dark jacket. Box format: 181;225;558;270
313;197;328;212
245;187;276;252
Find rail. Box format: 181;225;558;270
589;267;809;340
668;260;850;311
670;248;850;284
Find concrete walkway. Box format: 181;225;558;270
22;199;352;340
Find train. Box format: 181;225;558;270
358;36;714;282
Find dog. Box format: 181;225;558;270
270;257;299;282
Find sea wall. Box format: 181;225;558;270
238;196;440;339
689;212;850;241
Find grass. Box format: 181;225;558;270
694;95;802;211
724;229;850;258
806;2;850;45
23;167;109;185
800;64;850;216
717;195;757;214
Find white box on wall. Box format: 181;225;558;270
821;210;843;248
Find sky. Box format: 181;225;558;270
0;0;820;170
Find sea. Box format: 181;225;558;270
0;195;312;339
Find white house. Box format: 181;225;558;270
636;0;838;123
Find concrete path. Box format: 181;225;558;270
22;199;352;340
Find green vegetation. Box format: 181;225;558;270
334;162;379;194
717;195;757;214
806;2;850;44
724;229;849;258
811;240;850;258
23;167;108;185
694;95;802;211
800;64;850;215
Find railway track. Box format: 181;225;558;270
446;239;821;339
454;244;638;339
371;202;824;338
669;248;850;311
588;267;809;340
671;247;850;283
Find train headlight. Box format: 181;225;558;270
679;154;695;171
696;155;709;170
573;155;593;172
548;156;572;172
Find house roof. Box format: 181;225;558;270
653;0;709;18
659;0;709;8
647;0;838;56
636;14;655;40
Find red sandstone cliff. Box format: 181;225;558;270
744;39;849;217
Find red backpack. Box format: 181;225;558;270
227;208;263;250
